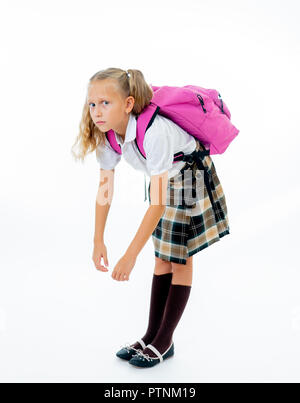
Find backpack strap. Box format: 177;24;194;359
105;102;203;165
135;103;160;160
105;130;122;154
181;148;224;221
134;103;196;164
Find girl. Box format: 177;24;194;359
72;67;230;368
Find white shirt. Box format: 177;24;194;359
96;112;196;179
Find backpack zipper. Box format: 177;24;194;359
197;94;207;113
218;92;224;114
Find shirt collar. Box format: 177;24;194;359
114;113;137;145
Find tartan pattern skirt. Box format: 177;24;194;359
148;140;230;265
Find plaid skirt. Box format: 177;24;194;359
148;140;230;265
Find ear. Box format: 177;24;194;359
149;170;168;207
126;95;135;113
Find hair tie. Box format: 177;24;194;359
126;70;131;78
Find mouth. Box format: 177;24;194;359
96;121;106;124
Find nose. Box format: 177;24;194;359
94;104;103;117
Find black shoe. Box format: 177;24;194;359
116;339;147;360
128;342;174;367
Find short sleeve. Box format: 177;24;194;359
143;124;174;176
96;137;121;170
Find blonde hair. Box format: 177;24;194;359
71;67;153;163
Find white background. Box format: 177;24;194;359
0;0;299;383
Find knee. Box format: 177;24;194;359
154;256;173;275
171;256;193;286
171;256;193;274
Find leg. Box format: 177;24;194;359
171;256;193;286
142;256;193;358
130;257;173;350
154;256;173;275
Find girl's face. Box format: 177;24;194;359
87;79;134;135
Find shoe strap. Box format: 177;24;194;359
146;344;163;362
138;339;146;350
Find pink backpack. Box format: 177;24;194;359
105;84;239;160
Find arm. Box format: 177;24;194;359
93;168;115;243
125;171;168;259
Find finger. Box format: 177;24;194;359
104;253;109;268
96;265;109;272
95;266;107;271
100;256;107;268
99;258;108;271
96;259;108;271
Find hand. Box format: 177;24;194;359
92;241;109;272
111;253;136;281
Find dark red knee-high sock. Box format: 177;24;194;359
142;283;192;357
131;272;173;350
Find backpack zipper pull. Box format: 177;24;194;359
197;94;207;113
218;92;224;113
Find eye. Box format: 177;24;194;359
88;101;109;107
